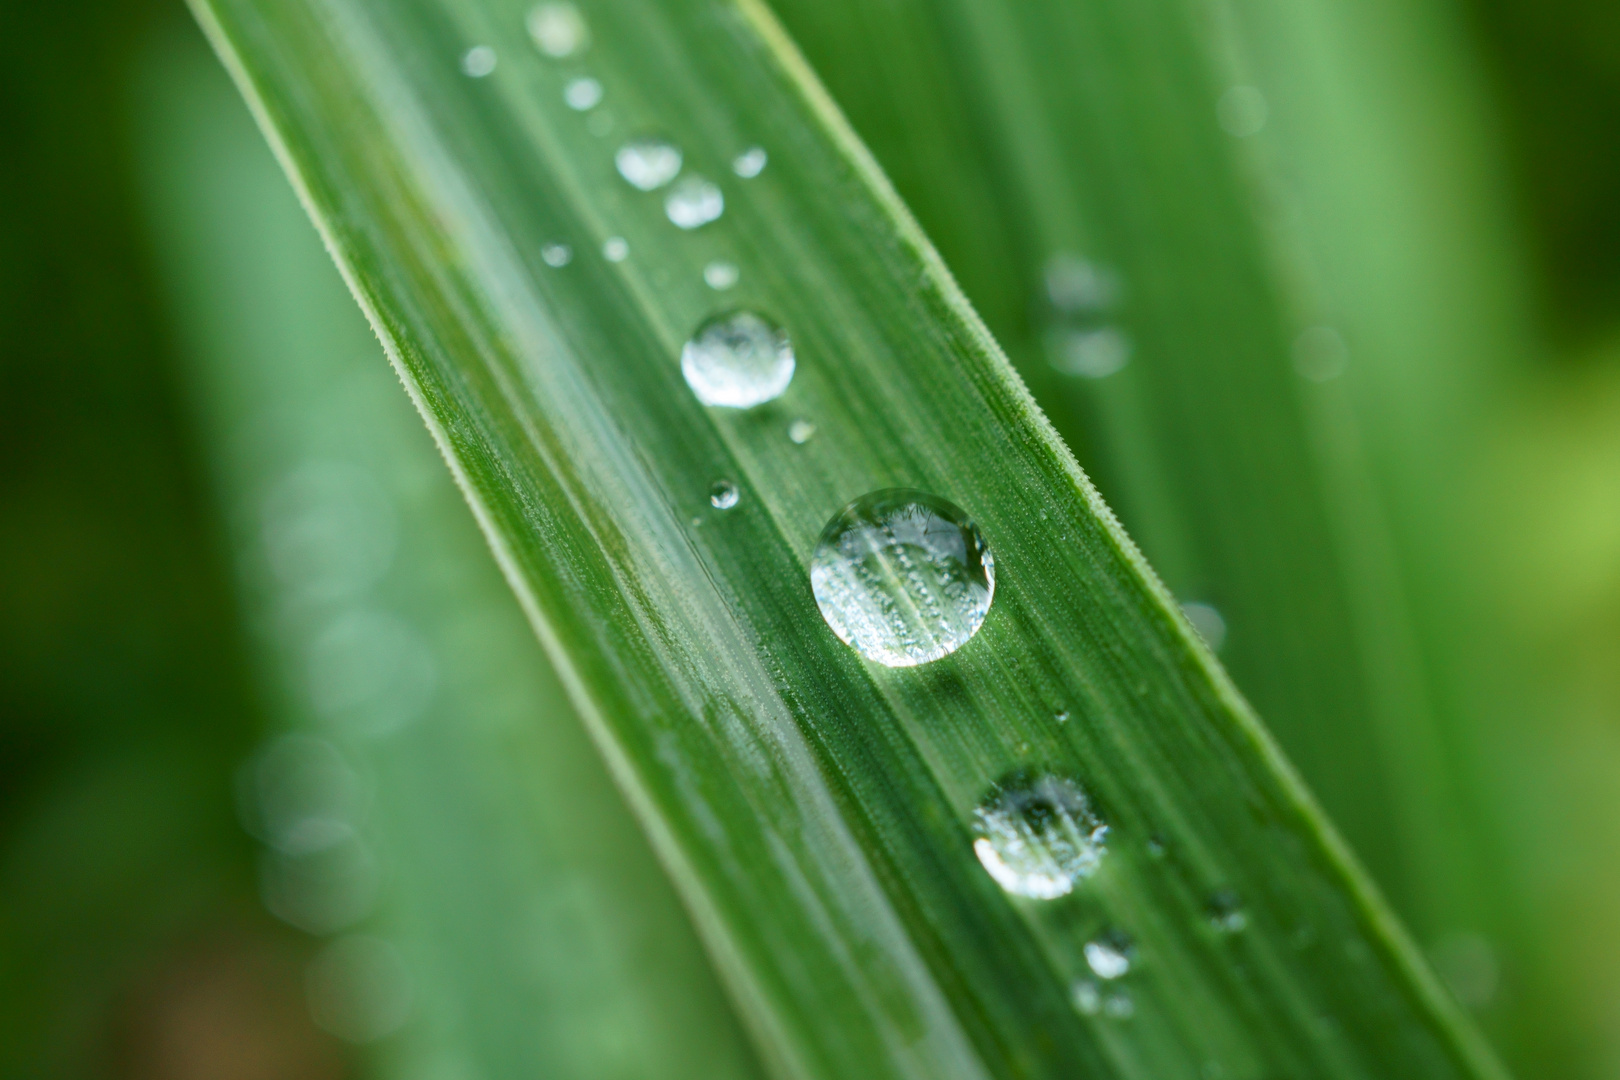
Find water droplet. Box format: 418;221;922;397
1430;931;1499;1009
811;489;994;667
615;137;682;191
306;936;414;1043
788;418;816;444
541;242;573;267
1084;930;1134;979
461;45;497;78
602;236;629;262
710;480;740;510
665;176;724;229
1180;600;1226;652
1293;325;1349;382
733;146;768;178
1217;86;1268;137
564;77;603;111
1071;979;1102;1015
681;310;795;408
971;771;1106;898
527;2;588;57
1040;254;1130;378
1206;890;1248;933
1054;709;1070;723
1103;991;1135;1019
1146;834;1167;857
704;260;740;290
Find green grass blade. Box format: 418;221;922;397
188;0;1509;1075
134;29;766;1079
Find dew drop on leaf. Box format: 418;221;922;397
810;489;994;666
703;260;739;290
564;77;603;111
788;419;816;444
1084;929;1133;979
602;236;629;262
680;311;794;408
460;45;496;78
709;480;739;510
615;137;682;191
665;176;724;229
527;2;589;58
540;242;572;267
970;770;1105;898
1040;254;1131;378
732;146;768;178
1206;890;1248;933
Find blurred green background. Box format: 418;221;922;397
2;0;1618;1076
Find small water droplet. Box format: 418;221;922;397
1146;834;1167;857
704;260;739;290
461;45;497;78
710;480;740;510
1206;890;1248;933
812;489;994;667
665;176;724;229
1179;600;1226;652
541;242;573;267
1103;992;1135;1019
971;770;1106;899
733;146;768;178
681;311;794;408
564;77;603;111
1293;325;1349;382
1217;85;1268;137
602;236;629;262
1054;709;1070;723
527;2;588;57
1084;930;1133;979
788;419;816;444
1071;979;1101;1015
615;137;682;191
690;515;703;528
1040;255;1130;378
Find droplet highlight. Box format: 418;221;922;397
1041;254;1131;378
1084;930;1133;980
541;242;573;268
602;236;629;262
527;2;588;57
461;45;497;78
615;137;682;191
681;310;795;408
704;260;739;290
788;418;816;444
733;146;768;178
971;771;1105;899
811;489;994;667
709;480;740;510
564;77;603;111
665;176;724;229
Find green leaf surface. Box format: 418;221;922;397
187;0;1509;1076
135;31;765;1079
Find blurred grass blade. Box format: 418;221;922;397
134;29;766;1078
189;0;1508;1076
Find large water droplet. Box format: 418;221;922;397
564;77;603;111
680;311;794;408
971;771;1105;898
615;137;682;191
710;480;740;510
527;2;589;57
1041;254;1131;378
811;489;994;666
733;146;768;178
666;176;724;229
461;45;497;78
1084;930;1134;979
